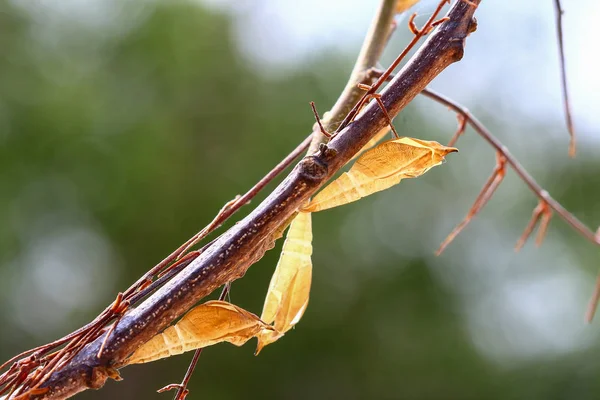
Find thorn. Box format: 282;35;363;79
535;206;552;247
157;251;201;279
108;292;124;314
97;293;129;358
514;201;552;252
356;84;399;139
431;17;450;28
408;13;419;35
136;278;153;293
585;273;600;323
309;101;331;138
371;94;399;138
437;153;507;255
553;0;577;158
157;384;185;394
448;114;467;147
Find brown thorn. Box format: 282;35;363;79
158;251;201;279
553;0;576;157
109;292;124;313
586;273;600;323
337;0;450;134
158;384;186;394
431;16;450;28
136;278;153;293
514;202;545;252
356;83;399;139
513;200;552;251
447;114;467;147
372;95;399;138
408;13;419;35
535;205;553;247
97;301;128;359
437;153;507;255
167;284;231;400
309;101;331;138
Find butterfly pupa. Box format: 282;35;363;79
127;300;272;364
256;211;313;354
302;137;457;213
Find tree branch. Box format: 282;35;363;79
25;1;480;398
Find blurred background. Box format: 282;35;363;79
1;0;600;398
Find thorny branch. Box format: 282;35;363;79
0;1;481;398
173;0;403;393
418;87;600;320
366;65;599;319
418;88;599;249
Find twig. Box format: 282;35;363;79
514;200;553;251
335;0;452;135
365;68;600;320
420;88;598;247
421;87;600;320
308;0;401;154
160;283;231;400
553;0;576;157
436;152;506;255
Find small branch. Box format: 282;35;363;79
308;0;400;154
420;87;600;322
553;0;576;157
420;88;598;247
436;152;506;255
336;0;454;135
159;284;231;400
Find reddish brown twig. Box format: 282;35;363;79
448;114;467;147
586;274;600;323
436;152;507;255
367;66;599;318
336;0;452;134
419;88;599;246
309;102;332;138
97;294;130;359
514;200;553;251
356;83;400;138
553;0;576;157
158;283;231;400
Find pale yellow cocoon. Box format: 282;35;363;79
302;137;457;213
256;211;313;354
